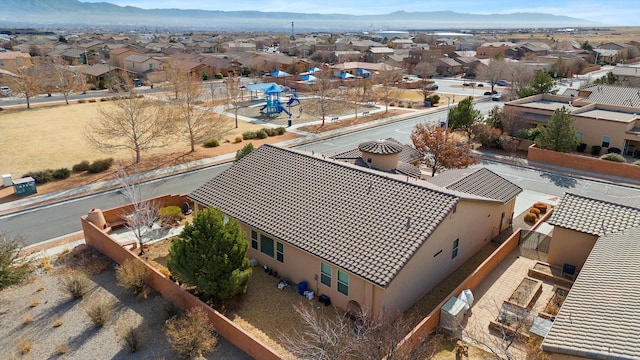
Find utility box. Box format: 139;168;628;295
440;296;467;334
2;174;12;187
12;177;37;197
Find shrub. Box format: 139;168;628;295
529;207;541;216
116;259;149;295
17;338;33;355
214;73;223;79
55;342;69;355
528;127;543;141
78;99;86;104
426;94;440;105
234;135;243;143
533;202;548;214
165;307;217;358
242;131;257;140
52;318;64;328
576;143;587;153
116;314;148;353
256;129;268;139
600;153;626;162
72;160;91;172
52;167;71;180
264;128;278;137
591;145;601;156
158;266;171;278
159;206;184;227
203;139;220;148
524;213;537;225
88;158;114;173
23;169;53;184
235;143;254;162
513;128;530;140
84;296;113;327
59;270;92;299
0;233;32;290
275;127;286;135
634;160;640;166
88;98;97;103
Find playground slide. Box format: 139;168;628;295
278;105;292;117
259;104;267;111
287;96;300;106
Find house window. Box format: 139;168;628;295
576;131;583;139
276;242;284;263
321;263;332;287
452;238;459;259
260;234;274;258
602;136;611;148
337;271;349;296
251;230;258;250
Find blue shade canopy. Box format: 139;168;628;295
270;70;290;77
356;68;371;75
299;74;318;81
340;72;355;79
308;67;321;73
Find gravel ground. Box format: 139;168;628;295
0;248;251;360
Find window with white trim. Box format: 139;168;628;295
276;242;284;263
251;230;258;250
602;136;611;148
337;271;349;296
452;238;459;259
260;234;274;258
321;263;331;287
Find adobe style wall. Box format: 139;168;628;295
528;145;640;180
81;196;281;360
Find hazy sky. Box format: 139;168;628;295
79;0;639;26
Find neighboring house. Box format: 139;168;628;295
77;64;135;87
123;54;163;76
329;138;422;178
593;48;619;64
188;144;521;316
109;48;141;68
436;57;463;76
611;65;640;87
504;85;640;157
0;49;32;74
475;42;515;59
364;47;395;63
541;193;640;359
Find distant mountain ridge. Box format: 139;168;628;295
0;0;603;31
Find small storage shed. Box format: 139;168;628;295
440;296;467;333
12;177;37;197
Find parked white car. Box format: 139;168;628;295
0;86;11;96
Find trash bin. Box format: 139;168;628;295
288;119;292;127
298;281;308;295
12;177;37;197
424;101;431;108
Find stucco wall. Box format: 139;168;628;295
528;145;640;179
82;199;281;360
547;226;597;271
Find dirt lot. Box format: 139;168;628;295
0;247;250;359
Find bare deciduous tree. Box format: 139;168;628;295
84;95;173;163
117;167;159;255
171;72;230;152
306;69;337;126
47;59;84;105
224;74;244;129
478;55;508;93
379;69;402;113
411;123;479;177
8;60;42;109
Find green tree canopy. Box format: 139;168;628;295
535;106;580;152
593;72;619;85
517;70;557;98
167;208;252;301
447;96;483;138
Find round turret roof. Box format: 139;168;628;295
358;139;403;155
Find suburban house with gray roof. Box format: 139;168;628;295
541;193;640;359
188;144;521;315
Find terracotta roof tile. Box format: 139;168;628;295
427;168;522;203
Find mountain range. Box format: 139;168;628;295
0;0;602;32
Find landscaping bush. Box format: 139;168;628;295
533;202;548;214
52;167;71;180
72;160;91;172
426;94;440;105
78;99;86;104
115;259;149;295
164;307;217;358
116;314;148;353
159;206;184;227
591;145;602;156
88;98;97;103
242;131;257;140
23;169;54;184
0;233;32;290
524;213;537;225
59;270;92;299
264;128;278;137
214;73;223;79
529;207;541;216
275;127;286;135
203;139;220;148
234;135;243;143
634;160;640;166
84;296;113;327
528;127;543;141
87;158;114;173
235;143;254;161
600;153;626;162
576;143;587;153
256;129;268;139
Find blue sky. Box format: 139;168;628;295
79;0;639;26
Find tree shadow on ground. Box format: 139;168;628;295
539;171;577;188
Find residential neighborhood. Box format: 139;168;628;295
1;17;640;360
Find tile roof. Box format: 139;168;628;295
358;139;404;155
578;84;640;108
426;167;522;203
548;193;640;236
542;226;640;359
330;138;422;164
188;145;459;288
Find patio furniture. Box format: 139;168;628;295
561;263;576;280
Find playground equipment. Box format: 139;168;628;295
286;90;300;106
259;84;293;117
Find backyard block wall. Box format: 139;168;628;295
528;145;640;180
81;196;282;360
99;194;193;226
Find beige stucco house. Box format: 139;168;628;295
541;193;640;359
188;143;521;316
504;85;640;157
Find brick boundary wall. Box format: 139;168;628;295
528;145;640;180
81;195;282;360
